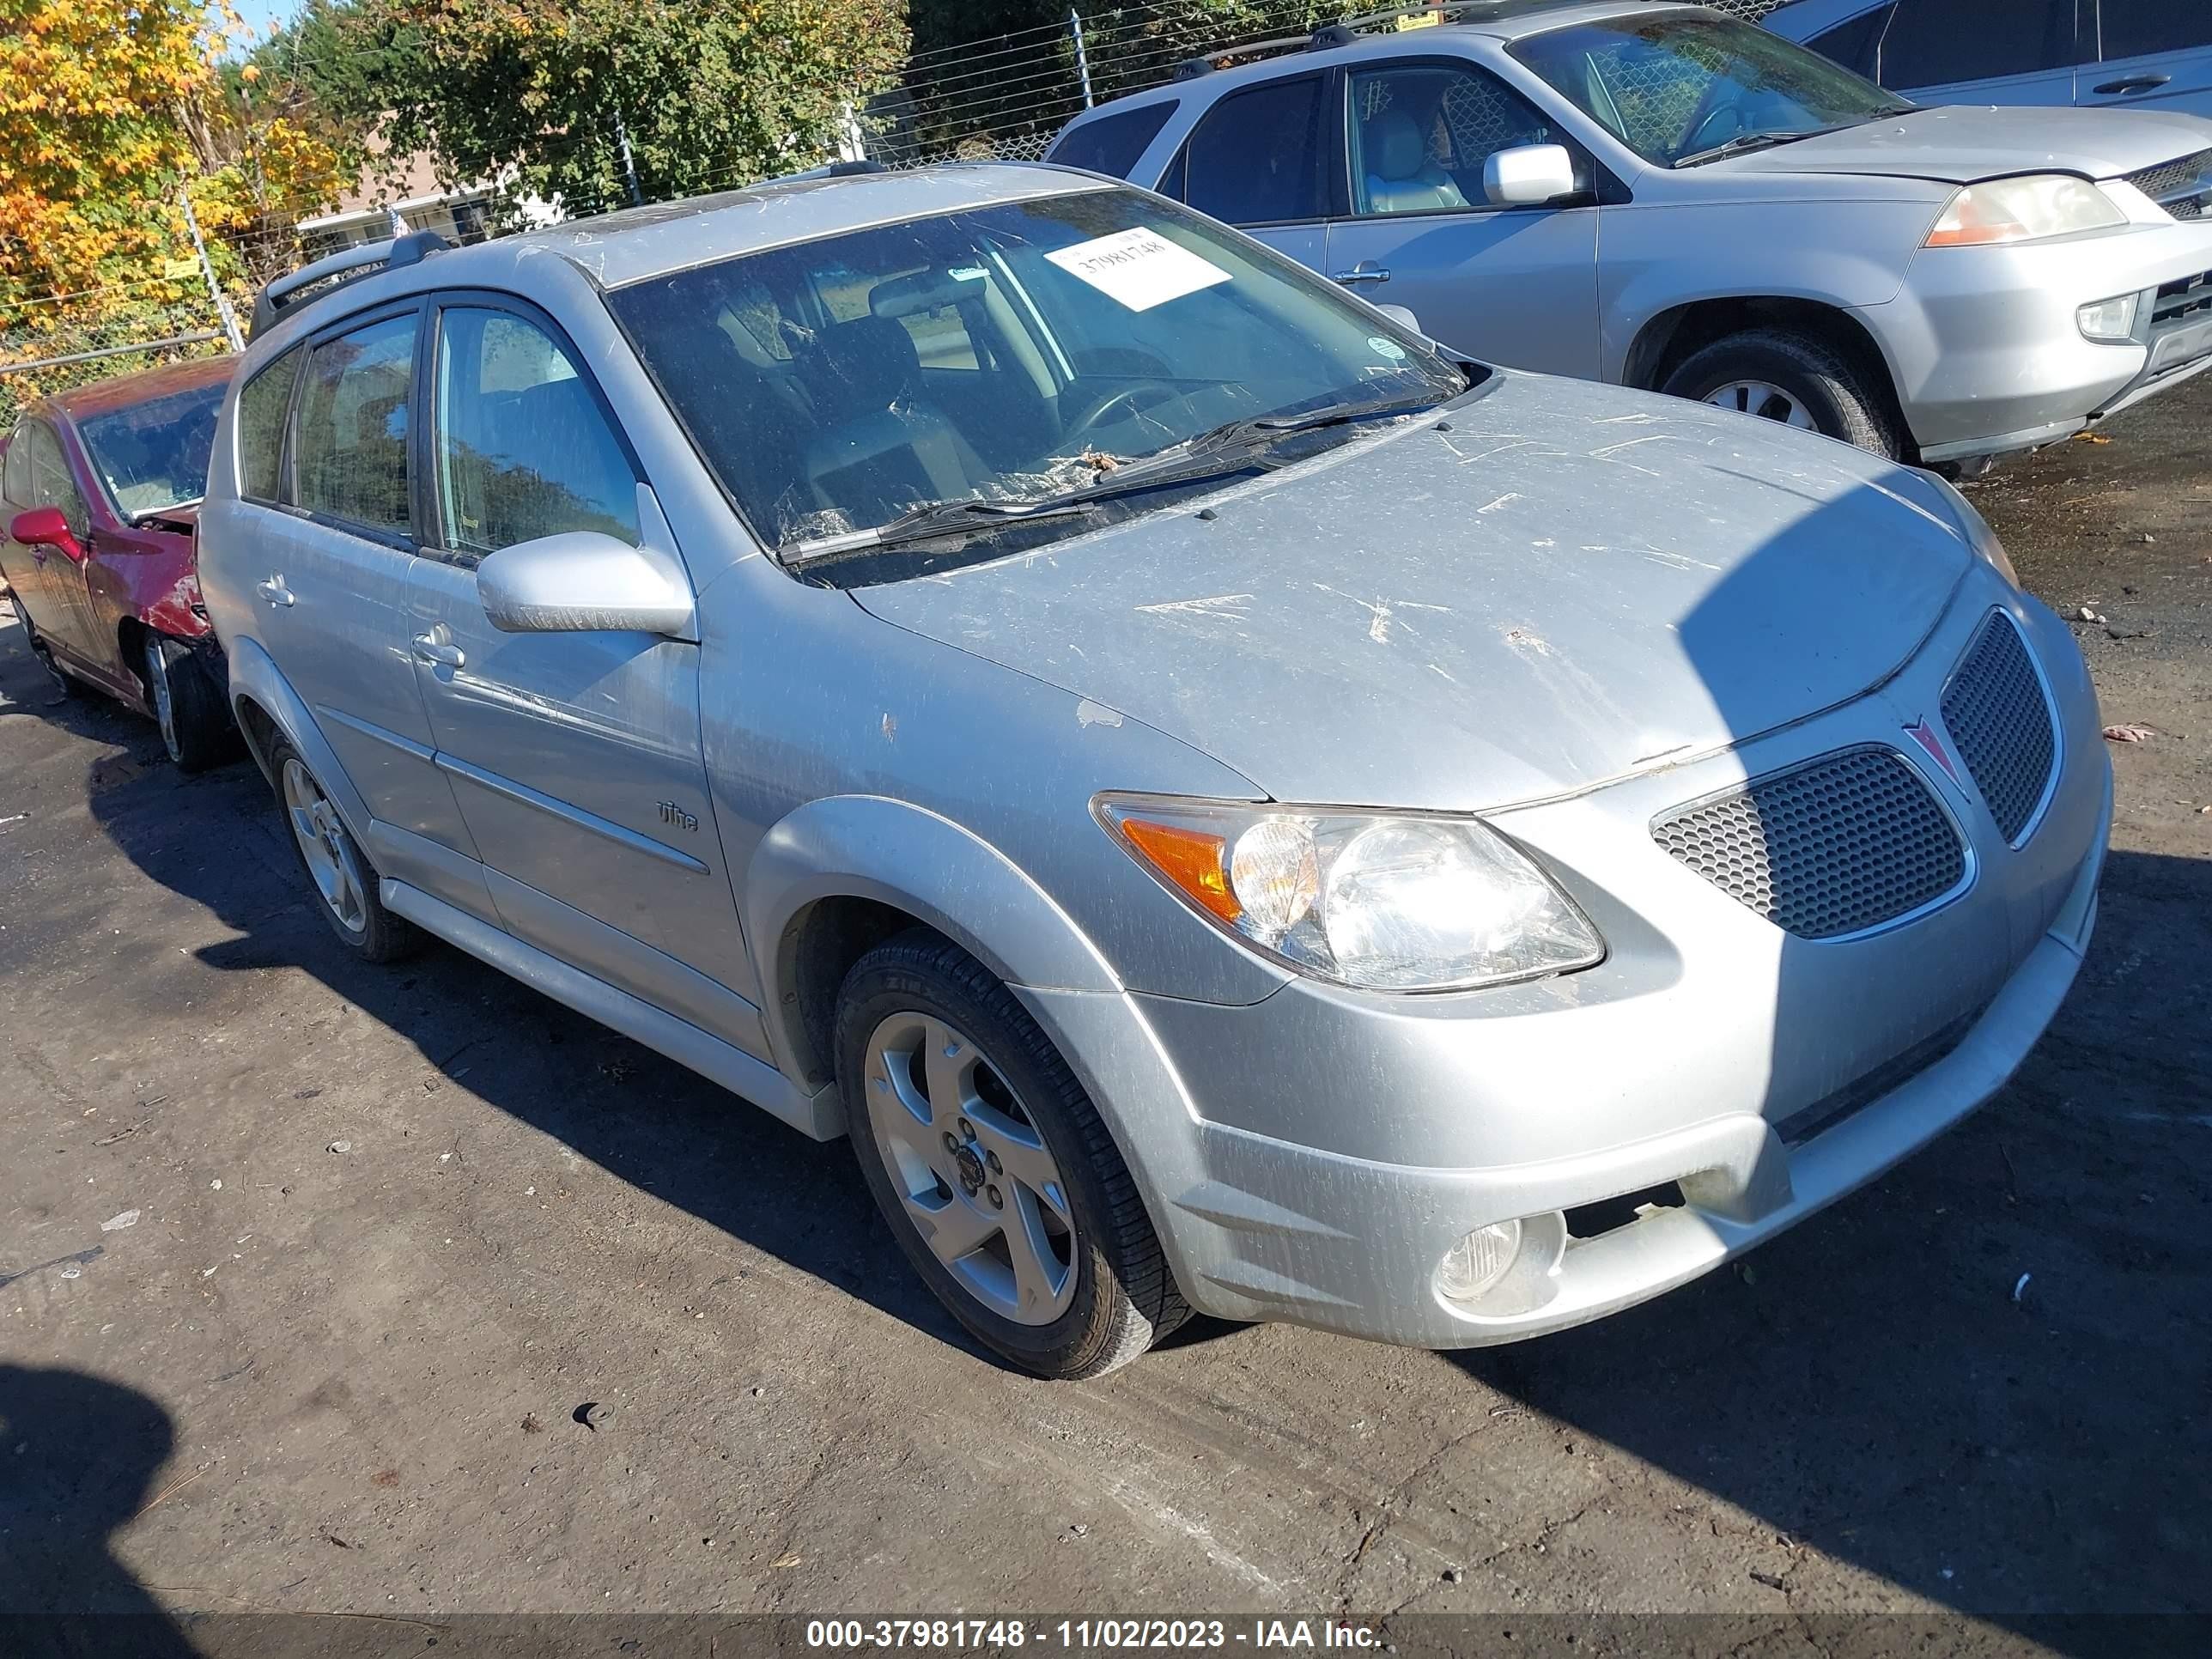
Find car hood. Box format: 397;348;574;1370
852;374;1974;811
1725;103;2211;185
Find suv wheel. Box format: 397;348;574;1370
268;735;421;962
835;929;1188;1378
143;635;238;774
1663;327;1902;458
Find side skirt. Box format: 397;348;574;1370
381;878;845;1142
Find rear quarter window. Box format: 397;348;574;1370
1048;101;1178;178
238;344;303;503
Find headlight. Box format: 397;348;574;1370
1096;795;1604;992
1924;175;2124;247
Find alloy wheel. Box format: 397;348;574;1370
861;1011;1079;1326
281;757;368;937
144;638;179;759
1704;380;1819;429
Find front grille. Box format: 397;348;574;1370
2152;270;2212;332
1653;748;1966;940
1771;1012;1979;1147
2125;148;2212;220
1942;612;2057;844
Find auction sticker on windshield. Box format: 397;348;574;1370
1045;227;1232;312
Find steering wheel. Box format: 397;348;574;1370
1060;380;1183;444
1680;94;1746;158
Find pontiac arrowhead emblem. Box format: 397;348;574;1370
1904;717;1961;784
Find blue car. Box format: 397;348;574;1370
1765;0;2211;120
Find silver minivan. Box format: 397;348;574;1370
199;166;2108;1376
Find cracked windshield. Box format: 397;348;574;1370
608;188;1467;559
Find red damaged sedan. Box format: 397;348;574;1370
2;356;240;770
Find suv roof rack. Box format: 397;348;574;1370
248;228;451;340
1169;0;1601;78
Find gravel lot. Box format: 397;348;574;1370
3;379;2206;1654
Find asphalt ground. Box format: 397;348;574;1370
2;377;2206;1658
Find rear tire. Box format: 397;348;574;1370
143;634;239;774
266;734;422;963
836;929;1188;1378
1663;327;1902;458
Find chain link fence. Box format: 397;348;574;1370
3;1;1786;418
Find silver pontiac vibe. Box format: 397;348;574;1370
198;166;2109;1377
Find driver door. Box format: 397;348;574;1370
1322;60;1601;376
3;419;108;669
405;294;763;1049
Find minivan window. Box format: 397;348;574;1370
1513;15;1911;166
237;345;301;504
1182;75;1328;223
2100;0;2204;60
295;313;416;536
1048;102;1177;177
433;308;640;561
1882;0;2075;85
79;380;226;519
609;189;1464;557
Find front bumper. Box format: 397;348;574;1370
1869;215;2212;462
1023;584;2111;1348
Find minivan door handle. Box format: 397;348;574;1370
2094;75;2171;95
1331;263;1392;285
256;576;295;608
411;632;465;669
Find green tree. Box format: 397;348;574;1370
328;0;910;216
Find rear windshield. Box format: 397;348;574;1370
77;380;228;519
1512;14;1911;167
608;187;1463;556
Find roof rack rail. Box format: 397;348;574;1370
248;228;450;340
1169;0;1589;77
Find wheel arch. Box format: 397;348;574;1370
222;634;371;832
744;796;1124;1091
1623;295;1917;450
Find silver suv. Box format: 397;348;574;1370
1048;0;2212;469
200;165;2108;1377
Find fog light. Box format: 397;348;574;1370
1437;1218;1522;1302
2077;293;2141;343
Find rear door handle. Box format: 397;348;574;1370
2094;75;2170;94
411;633;465;668
1331;264;1392;285
256;576;295;608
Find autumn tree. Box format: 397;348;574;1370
327;0;910;216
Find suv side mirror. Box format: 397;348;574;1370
10;507;84;562
476;531;697;641
1484;143;1577;208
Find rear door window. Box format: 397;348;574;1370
294;312;419;538
2098;0;2207;59
1182;74;1328;225
1881;0;2075;85
237;345;303;504
1048;102;1177;177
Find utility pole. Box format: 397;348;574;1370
179;189;245;352
614;112;646;207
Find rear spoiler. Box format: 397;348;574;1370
249;229;450;339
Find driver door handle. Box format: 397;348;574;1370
412;633;465;668
1331;264;1391;285
256;576;295;608
2094;75;2170;94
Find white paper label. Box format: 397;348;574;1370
1044;228;1233;313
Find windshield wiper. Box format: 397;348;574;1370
1674;126;1841;168
781;391;1445;562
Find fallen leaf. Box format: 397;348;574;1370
2102;723;2156;744
771;1553;803;1570
2072;432;2112;445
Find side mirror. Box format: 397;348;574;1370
476;531;697;641
1484;143;1577;208
10;507;84;562
1374;303;1425;337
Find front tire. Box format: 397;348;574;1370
143;634;239;773
836;929;1188;1378
267;735;421;963
1663;327;1902;458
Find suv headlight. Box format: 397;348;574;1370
1924;174;2124;247
1097;795;1604;992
